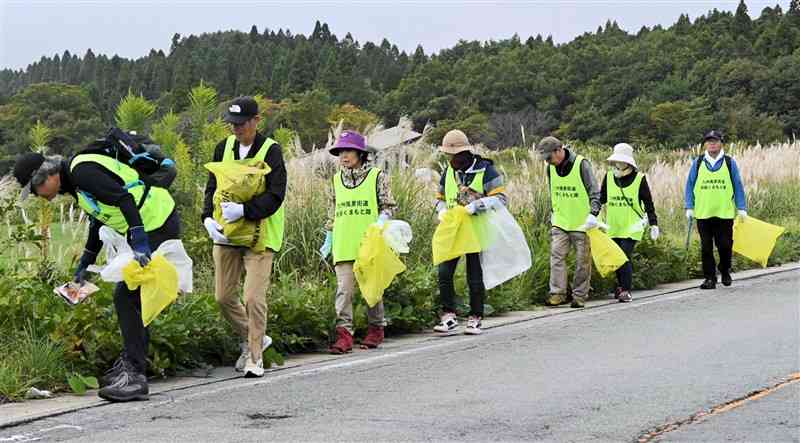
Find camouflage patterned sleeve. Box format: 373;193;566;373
324;180;335;231
377;170;397;218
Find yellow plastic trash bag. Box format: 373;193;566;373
122;255;179;327
204;159;272;251
432;206;489;265
586;228;628;277
354;225;406;308
733;216;785;267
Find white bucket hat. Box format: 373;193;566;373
607;143;637;169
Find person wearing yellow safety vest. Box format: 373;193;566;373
319;131;397;354
684;130;747;290
201;97;286;378
432;130;507;335
13;144;181;403
536;136;602;309
599;143;659;303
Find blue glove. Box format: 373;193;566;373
129;226;152;267
319;231;333;258
74;249;98;283
376;213;390;227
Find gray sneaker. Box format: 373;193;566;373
617;290;632;303
98;370;149;402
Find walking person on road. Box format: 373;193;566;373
684;130;747;290
320;130;397;354
537;136;601;309
600;143;659;303
202;96;287;378
433;129;507;335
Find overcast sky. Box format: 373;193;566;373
0;0;788;70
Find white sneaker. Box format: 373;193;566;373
244;357;264;378
433;313;458;333
464;316;482;335
235;335;273;372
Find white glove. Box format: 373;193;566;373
204;217;229;243
737;210;748;220
650;225;660;241
686;209;694;219
465;201;478;215
583;213;599;230
376;213;390;227
221;202;244;223
466;196;502;215
437;209;447;223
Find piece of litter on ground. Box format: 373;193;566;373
25;387;53;399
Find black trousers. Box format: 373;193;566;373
438;253;485;317
696;217;734;281
612;238;637;291
115;210;181;374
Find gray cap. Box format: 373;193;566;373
536;136;563;158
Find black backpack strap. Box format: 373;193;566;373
137;184;151;210
724;155;734;184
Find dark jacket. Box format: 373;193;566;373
62;157;179;255
201;133;287;223
600;172;658;226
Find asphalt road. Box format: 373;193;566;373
2;270;798;442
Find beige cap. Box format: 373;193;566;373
439;129;473;155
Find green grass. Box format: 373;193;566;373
0;325;69;402
1;143;798;402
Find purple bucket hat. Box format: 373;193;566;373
330;131;369;156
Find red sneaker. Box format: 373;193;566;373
361;325;384;349
330;327;353;354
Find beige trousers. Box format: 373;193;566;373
335;262;386;333
213;245;274;357
549;227;592;301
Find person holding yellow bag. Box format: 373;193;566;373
600;143;659;303
201;97;286;378
320;131;397;354
684;130;747;290
536;136;601;309
433;130;507;335
13;136;181;402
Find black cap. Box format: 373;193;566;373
13;152;45;200
703;130;724;142
223;96;259;124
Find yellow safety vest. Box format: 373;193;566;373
550;155;590;232
444;166;485;209
332;167;380;264
221;135;285;252
606;171;645;241
693;159;735;220
70;154;175;234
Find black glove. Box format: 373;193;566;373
74;249;99;284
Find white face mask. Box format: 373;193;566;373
612;163;632;177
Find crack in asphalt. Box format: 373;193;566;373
634;372;800;442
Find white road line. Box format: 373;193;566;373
0;425;83;442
